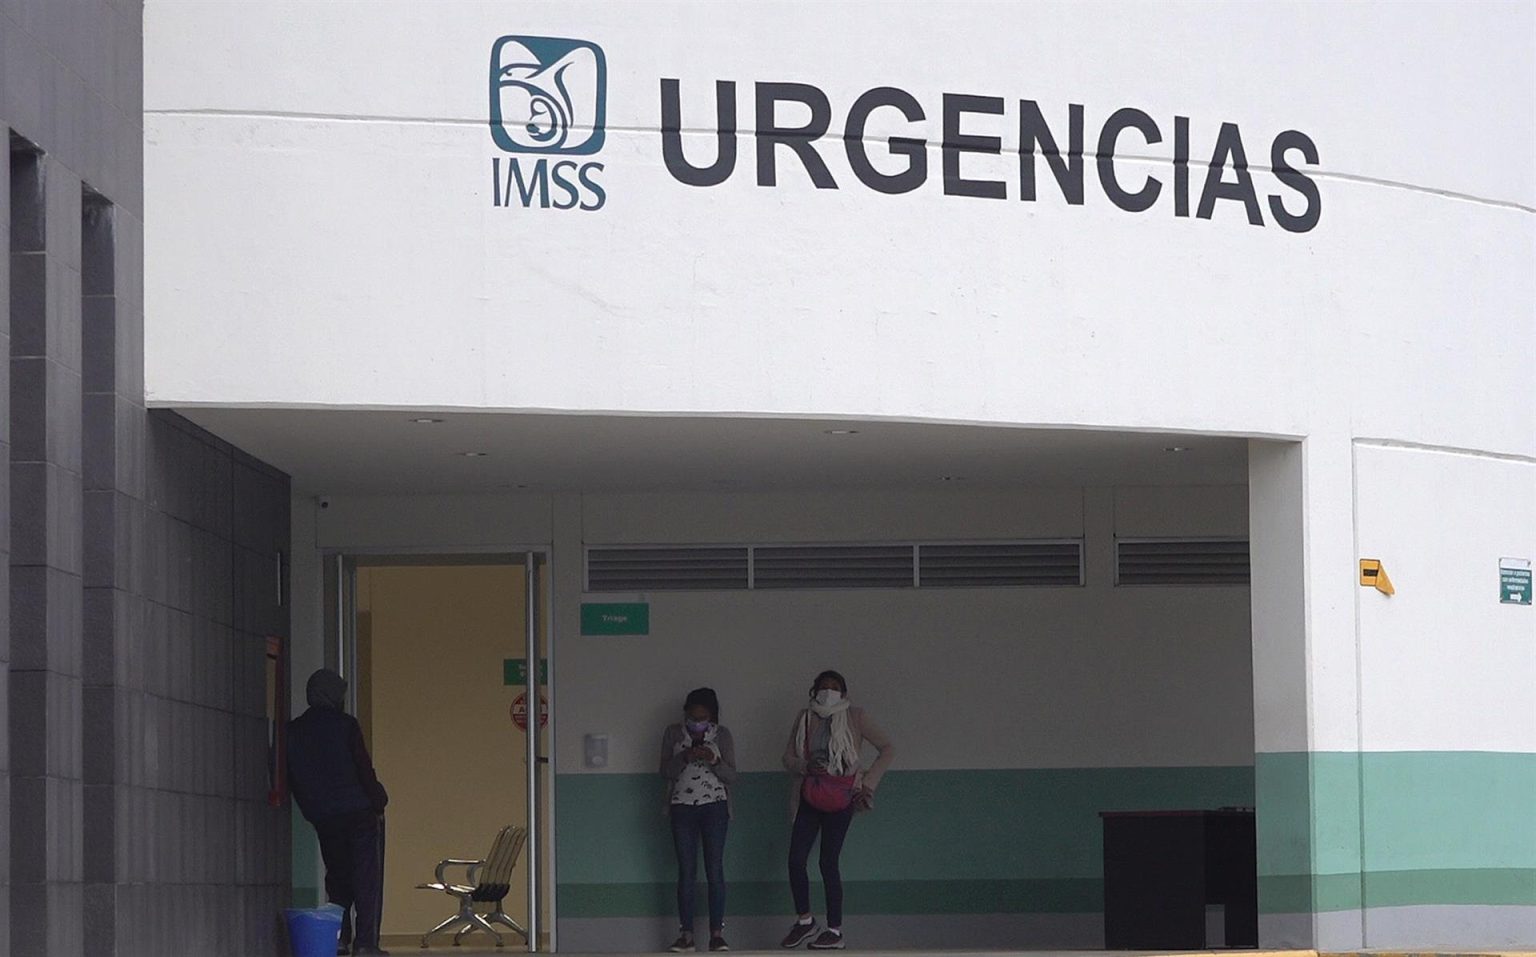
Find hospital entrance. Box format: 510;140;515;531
184;410;1290;953
332;556;552;950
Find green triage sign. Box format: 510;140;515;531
503;658;548;686
581;602;650;635
1500;558;1531;605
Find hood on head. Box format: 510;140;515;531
306;669;348;711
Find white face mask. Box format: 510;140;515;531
813;689;842;707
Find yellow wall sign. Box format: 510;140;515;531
1359;559;1395;595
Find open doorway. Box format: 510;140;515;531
334;554;553;951
228;413;1270;952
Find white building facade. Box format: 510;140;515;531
142;1;1534;952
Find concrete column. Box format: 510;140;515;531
227;444;293;956
550;490;585;949
79;192;124;954
0;133;13;957
1248;436;1365;950
9;149;86;957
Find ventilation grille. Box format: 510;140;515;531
585;540;1086;592
919;541;1083;587
755;545;915;589
585;547;749;592
1116;539;1250;585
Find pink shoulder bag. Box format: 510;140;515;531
800;719;856;813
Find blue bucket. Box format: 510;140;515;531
284;904;344;957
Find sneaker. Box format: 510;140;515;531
351;949;390;956
667;932;695;952
709;935;730;952
808;929;845;950
780;919;820;948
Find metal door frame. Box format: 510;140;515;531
323;546;556;951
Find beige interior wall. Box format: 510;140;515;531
359;564;533;940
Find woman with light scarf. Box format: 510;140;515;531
778;670;894;951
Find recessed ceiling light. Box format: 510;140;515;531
1164;446;1191;453
824;429;860;435
410;417;443;424
458;451;488;457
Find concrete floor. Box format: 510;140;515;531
387;949;1536;957
399;951;1314;957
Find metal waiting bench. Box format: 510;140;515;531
415;824;529;948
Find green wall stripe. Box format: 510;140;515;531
1364;868;1536;907
561;868;1536;919
1254;752;1316;877
556;766;1255;885
1258;873;1362;913
1257;751;1536;874
557;878;1103;918
291;804;323;908
1254;752;1365;878
1359;753;1536;870
1260;869;1536;913
1255;751;1536;915
555;756;1536;919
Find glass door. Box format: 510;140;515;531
326;552;553;951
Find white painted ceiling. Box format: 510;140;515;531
178;409;1252;495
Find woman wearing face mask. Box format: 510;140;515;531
780;670;894;950
660;687;737;952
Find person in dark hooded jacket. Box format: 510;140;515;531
288;669;390;956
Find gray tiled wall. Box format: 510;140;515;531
1;137;12;957
85;414;292;957
5;1;293;955
9;142;86;957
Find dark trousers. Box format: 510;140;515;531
788;798;855;928
316;812;385;949
671;801;729;933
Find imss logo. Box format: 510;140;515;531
489;35;607;210
485;34;1322;231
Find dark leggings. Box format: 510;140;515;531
787;799;855;927
316;813;385;950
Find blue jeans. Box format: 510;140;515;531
671;800;729;932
